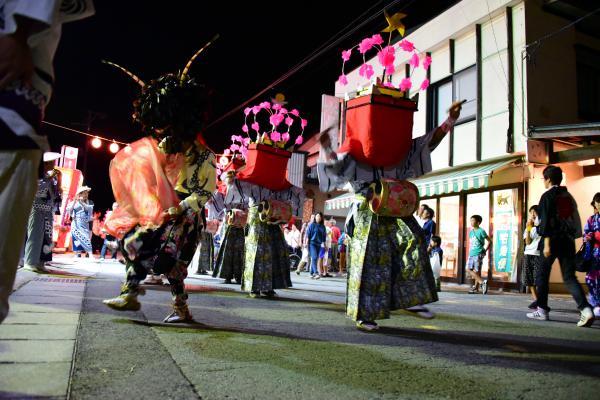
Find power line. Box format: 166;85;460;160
524;6;600;59
42;121;130;146
204;0;415;131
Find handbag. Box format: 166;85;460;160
575;243;592;273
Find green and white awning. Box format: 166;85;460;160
325;192;356;211
410;156;522;197
324;155;523;212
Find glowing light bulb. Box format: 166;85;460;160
109;141;120;154
124;145;132;153
91;137;102;149
219;155;229;166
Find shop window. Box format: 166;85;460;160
575;45;600;121
492;188;519;283
439;196;460;279
453;66;477;123
431;79;453;128
428;65;477;130
466;192;490;278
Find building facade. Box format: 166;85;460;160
323;0;600;291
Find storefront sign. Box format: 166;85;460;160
493;191;514;273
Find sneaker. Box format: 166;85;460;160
577;307;595;328
296;269;301;275
24;264;48;273
263;290;277;298
103;293;141;311
481;279;488;295
249;291;260;298
315;275;321;280
468;287;478;294
526;307;549;321
594;306;600;318
356;320;379;332
99;257;105;262
528;300;538;310
163;304;193;323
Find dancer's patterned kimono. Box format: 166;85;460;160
101;60;217;322
24;166;61;269
227;180;304;297
318;103;462;330
67;190;93;256
110;139;215;322
211;180;248;284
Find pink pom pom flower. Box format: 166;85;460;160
341;49;352;62
371;34;384;46
282;132;290;142
251;122;260;131
295;136;304;145
290;109;300;117
399;78;412;92
399;40;415;52
271;131;282;142
422;55;432;70
359;63;374;80
409;52;420;68
358;37;374;54
377;46;396;68
269;113;285;127
300;119;308;129
338;74;348;86
242;124;249;133
420;78;430;91
285;117;294;126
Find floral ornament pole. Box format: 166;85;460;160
230;101;307;160
338;11;432;93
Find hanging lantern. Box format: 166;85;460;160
109;141;120;153
91;137;102;149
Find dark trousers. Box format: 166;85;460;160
536;238;590;311
330;243;339;270
309;243;321;275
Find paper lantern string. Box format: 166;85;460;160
42;121;130;146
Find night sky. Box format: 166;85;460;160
44;0;459;211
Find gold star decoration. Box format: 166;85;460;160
381;10;407;37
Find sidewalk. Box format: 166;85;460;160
0;261;93;399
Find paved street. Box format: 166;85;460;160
1;256;599;400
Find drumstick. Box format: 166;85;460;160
447;99;467;113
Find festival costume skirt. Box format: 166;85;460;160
346;202;438;322
71;214;92;253
213;223;245;282
242;207;292;293
121;209;201;296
